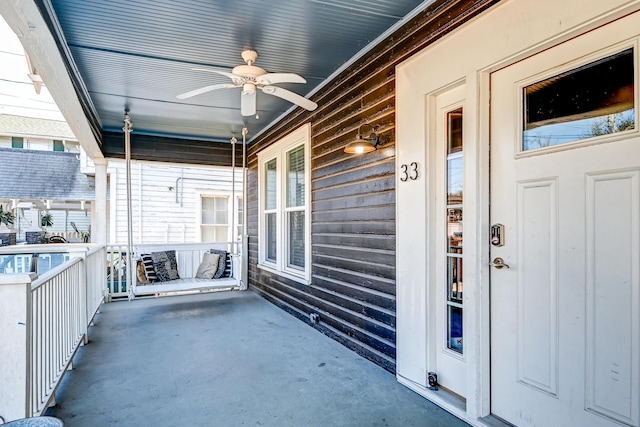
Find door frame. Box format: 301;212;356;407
395;0;640;424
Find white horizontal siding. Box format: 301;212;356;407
107;159;243;244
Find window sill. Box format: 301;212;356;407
257;263;310;285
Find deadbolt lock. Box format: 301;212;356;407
490;223;505;246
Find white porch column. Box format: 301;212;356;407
93;158;108;245
0;273;36;421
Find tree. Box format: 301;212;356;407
0;205;15;227
584;112;635;138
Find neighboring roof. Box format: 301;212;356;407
0;114;76;140
0;148;94;200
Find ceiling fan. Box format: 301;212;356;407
177;50;318;116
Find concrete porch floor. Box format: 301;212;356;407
51;290;470;426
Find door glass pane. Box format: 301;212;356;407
287;211;305;269
287;146;305;208
265;158;277;210
447;257;463;302
448;305;463;353
445;106;463;354
447;108;463;204
523;48;635;150
447;208;463;254
447;154;463;205
448;109;463;154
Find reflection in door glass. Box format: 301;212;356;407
523;48;635;151
446;107;463;354
448;306;463;353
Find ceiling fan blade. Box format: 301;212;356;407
191;68;243;83
256;73;306;85
176;83;236;99
261;86;318;111
241;91;257;116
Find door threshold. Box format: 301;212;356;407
478;415;515;427
397;375;510;427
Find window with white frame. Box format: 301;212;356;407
200;194;243;243
258;123;311;282
236;196;244;240
201;195;229;242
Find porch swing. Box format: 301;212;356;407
123;114;249;299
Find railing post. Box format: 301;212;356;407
241;235;248;290
68;249;88;345
0;273;36;422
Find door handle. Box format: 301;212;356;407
490;257;510;269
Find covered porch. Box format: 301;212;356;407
51;290;466;427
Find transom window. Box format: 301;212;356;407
258;124;311;283
523;47;635;151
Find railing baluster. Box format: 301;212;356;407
0;245;106;419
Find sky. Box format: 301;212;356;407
0;16;64;120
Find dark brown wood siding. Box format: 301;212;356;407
103;131;243;167
247;0;499;373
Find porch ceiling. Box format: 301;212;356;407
1;0;430;159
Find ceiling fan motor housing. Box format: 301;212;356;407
232;64;267;78
233;50;266;78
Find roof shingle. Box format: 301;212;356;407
0;114;76;140
0;147;94;200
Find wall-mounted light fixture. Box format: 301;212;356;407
344;123;379;154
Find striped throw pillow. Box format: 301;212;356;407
140;254;157;282
208;249;227;279
223;254;232;278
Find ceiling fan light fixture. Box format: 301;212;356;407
344;124;379;154
177;49;317;114
242;83;256;95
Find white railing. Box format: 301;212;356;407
85;246;107;322
30;258;85;416
106;244;128;299
0;244;106;422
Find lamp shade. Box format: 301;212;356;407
344;139;377;154
344;125;379;154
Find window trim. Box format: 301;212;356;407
257;123;312;284
196;191;243;243
515;40;639;159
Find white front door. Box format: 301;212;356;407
490;13;640;427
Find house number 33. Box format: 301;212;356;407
400;162;419;181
